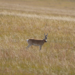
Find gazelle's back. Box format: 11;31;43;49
27;39;46;46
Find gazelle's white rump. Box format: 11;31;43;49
26;39;29;42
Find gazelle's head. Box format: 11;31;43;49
43;33;48;42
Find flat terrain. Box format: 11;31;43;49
0;0;75;16
0;0;75;75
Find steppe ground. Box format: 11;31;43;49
0;0;75;75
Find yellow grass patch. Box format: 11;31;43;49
0;13;75;75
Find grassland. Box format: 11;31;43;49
0;0;75;75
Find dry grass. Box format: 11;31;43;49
0;0;75;16
0;0;75;9
0;0;75;75
0;14;75;75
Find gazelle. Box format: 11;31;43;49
26;34;48;50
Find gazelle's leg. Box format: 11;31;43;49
39;46;42;50
26;44;31;49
